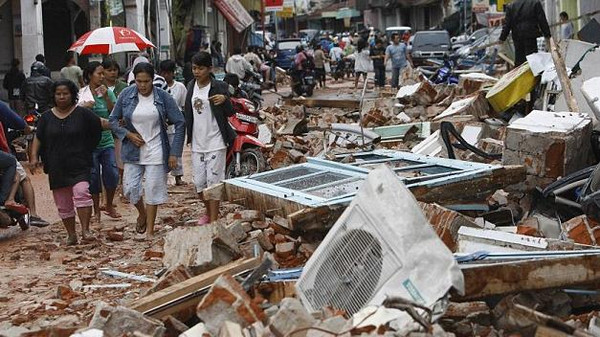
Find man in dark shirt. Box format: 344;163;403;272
370;39;386;88
499;0;551;66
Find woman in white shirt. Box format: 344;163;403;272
109;62;185;239
354;39;372;89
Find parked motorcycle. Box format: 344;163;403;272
430;55;459;85
225;97;267;178
330;59;345;81
0;203;30;231
241;70;264;110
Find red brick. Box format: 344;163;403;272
107;232;124;242
564;215;600;245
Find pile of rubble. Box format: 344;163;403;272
8;35;600;337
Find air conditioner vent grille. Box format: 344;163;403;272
299;229;386;315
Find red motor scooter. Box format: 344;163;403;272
225;97;267;178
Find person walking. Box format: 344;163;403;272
370;39;386;88
313;44;327;88
60;53;84;89
354;39;371;89
30;79;103;245
3;59;26;115
184;52;236;225
102;58;128;97
499;0;551;66
385;33;412;89
159;60;187;186
109;62;185;239
79;61;120;222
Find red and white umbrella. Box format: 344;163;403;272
68;26;156;55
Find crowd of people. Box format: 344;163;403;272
2;50;234;245
291;31;413;90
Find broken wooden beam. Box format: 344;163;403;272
549;37;579;112
129;258;260;319
456;255;600;301
410;165;526;204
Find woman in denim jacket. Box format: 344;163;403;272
109;62;185;239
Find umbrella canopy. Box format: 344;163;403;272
68;27;156;55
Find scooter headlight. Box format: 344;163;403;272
242;99;256;113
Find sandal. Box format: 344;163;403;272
136;215;147;234
103;210;122;219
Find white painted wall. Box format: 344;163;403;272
20;0;44;77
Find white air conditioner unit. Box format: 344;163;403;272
296;165;464;315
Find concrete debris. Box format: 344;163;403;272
503;111;593;184
396;82;438;106
268;298;316;337
88;301;165;337
180;323;210;337
162;225;242;275
196;274;265;336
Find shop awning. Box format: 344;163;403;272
213;0;254;33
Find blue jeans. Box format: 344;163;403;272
391;67;404;88
90;147;119;194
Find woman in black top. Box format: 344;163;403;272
30;79;102;245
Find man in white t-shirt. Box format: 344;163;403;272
184;52;236;225
159;60;187;186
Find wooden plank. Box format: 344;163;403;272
549;37;579;112
456;255;600;301
410;166;526;204
129;258;260;318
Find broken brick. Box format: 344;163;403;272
419;202;478;252
144;250;164;259
107;232;124;242
196;274;266;335
564;215;600;246
269;298;315;337
275;242;296;259
56;285;80;301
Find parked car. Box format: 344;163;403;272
410;30;451;66
275;38;303;69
